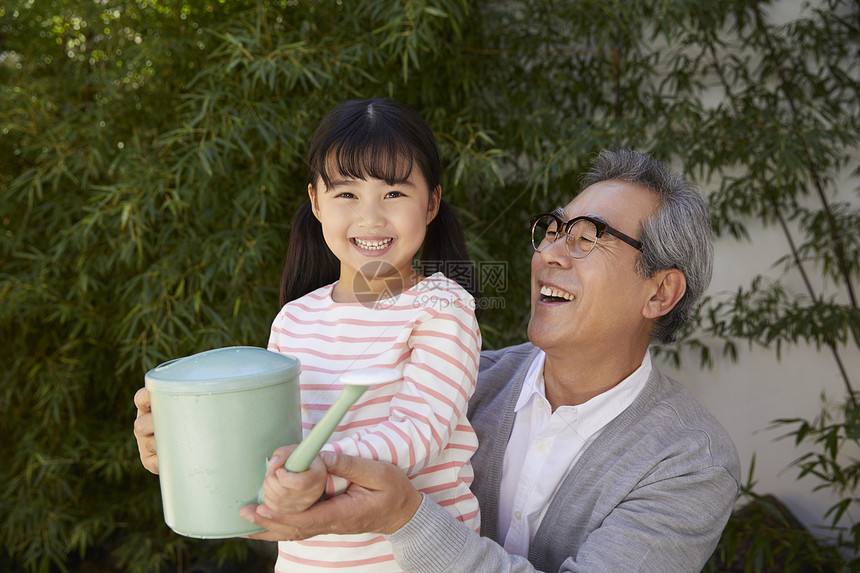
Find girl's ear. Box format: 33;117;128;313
426;185;442;225
308;183;321;220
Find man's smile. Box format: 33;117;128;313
539;284;575;302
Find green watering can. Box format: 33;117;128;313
145;346;398;539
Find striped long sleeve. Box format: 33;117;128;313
267;273;481;572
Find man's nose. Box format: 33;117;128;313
538;235;573;267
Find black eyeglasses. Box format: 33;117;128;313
530;213;644;259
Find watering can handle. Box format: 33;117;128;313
283;367;401;473
283;387;362;472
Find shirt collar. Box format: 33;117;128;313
515;351;547;412
515;349;652;433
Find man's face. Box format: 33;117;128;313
527;180;660;356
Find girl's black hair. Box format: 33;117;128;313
279;98;478;308
279;200;340;307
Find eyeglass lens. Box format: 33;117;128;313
532;215;600;258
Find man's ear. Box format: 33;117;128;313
308;183;321;220
642;269;687;319
426;185;442;225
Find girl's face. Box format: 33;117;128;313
309;167;440;303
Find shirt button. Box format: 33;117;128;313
514;511;522;521
535;440;547;451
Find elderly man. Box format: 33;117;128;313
136;149;740;572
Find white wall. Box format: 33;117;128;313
658;113;860;540
658;332;860;537
654;0;860;537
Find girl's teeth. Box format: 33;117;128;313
355;238;392;250
540;285;574;301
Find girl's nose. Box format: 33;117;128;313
357;202;386;229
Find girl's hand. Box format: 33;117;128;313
133;387;159;474
261;445;328;515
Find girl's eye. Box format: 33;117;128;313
335;192;357;199
385;190;405;198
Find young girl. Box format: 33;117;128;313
262;98;481;572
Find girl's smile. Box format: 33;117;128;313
352;236;394;252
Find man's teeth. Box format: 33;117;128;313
540;285;574;301
354;238;392;250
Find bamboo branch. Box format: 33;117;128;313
753;7;858;309
705;24;857;401
773;200;858;407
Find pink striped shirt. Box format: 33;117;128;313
268;273;481;572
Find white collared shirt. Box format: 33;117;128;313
498;350;652;557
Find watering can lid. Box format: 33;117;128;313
145;346;301;394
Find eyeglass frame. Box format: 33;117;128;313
530;212;644;258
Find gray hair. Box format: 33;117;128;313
582;149;713;344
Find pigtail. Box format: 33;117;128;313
279;200;340;308
420;200;481;310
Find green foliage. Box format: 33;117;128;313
771;398;860;565
0;1;499;570
674;0;860;395
706;457;848;572
2;0;859;570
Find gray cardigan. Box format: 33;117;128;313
389;343;741;572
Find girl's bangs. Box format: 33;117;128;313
319;134;416;188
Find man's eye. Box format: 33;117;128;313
546;230;559;240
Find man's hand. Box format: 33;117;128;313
240;452;423;541
133;387;159;474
